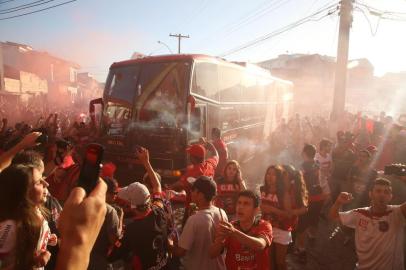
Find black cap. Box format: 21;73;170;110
192;176;217;201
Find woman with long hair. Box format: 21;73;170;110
260;165;308;270
214;160;247;220
260;165;289;270
283;165;309;265
0;164;53;270
283;165;308;216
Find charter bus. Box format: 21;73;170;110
90;54;293;185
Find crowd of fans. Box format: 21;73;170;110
0;107;405;270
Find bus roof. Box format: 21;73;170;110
109;54;293;86
110;54;224;69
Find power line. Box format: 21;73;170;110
355;7;381;36
174;0;209;32
223;0;291;34
0;0;57;14
194;0;285;46
355;1;406;16
354;1;406;22
330;13;339;49
0;0;46;12
0;0;21;4
218;2;339;57
0;0;76;20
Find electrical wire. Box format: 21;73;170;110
211;0;294;46
355;1;406;17
0;0;20;4
0;0;57;14
218;3;339;57
0;0;76;20
173;0;209;32
355;6;381;36
222;0;293;36
0;0;46;12
194;0;287;46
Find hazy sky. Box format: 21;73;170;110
1;0;406;81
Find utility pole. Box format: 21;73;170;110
0;43;4;93
331;0;353;120
169;33;190;54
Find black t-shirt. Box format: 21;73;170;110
89;204;121;270
109;204;169;270
302;161;319;185
332;147;356;180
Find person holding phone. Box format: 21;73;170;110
210;190;273;270
215;160;247;220
56;179;107;270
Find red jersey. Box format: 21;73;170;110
180;156;219;205
46;164;80;203
214;178;241;215
260;188;298;231
224;219;273;270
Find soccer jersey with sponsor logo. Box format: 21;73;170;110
215;179;242;216
339;205;406;270
260;189;297;232
0;220;16;269
180;156;219;206
224;219;272;270
0;216;54;270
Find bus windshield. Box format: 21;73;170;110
103;60;191;134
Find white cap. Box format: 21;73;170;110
117;182;150;208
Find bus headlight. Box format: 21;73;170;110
172;170;182;177
157;169;182;178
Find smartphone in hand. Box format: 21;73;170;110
77;143;104;195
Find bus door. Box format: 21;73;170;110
188;103;207;143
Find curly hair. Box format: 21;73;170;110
283;164;308;208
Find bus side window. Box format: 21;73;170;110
191;107;202;132
192;62;219;102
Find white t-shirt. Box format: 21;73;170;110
35;210;55;270
0;220;17;270
315;152;332;192
179;206;228;270
0;213;54;270
339;205;406;270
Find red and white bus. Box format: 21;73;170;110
90;54;293;185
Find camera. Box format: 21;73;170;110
35;133;49;144
33;128;49;145
384;164;406;176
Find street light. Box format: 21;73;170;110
157;41;173;54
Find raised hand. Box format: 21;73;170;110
136;147;150;165
336;192;353;205
18;132;42;149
